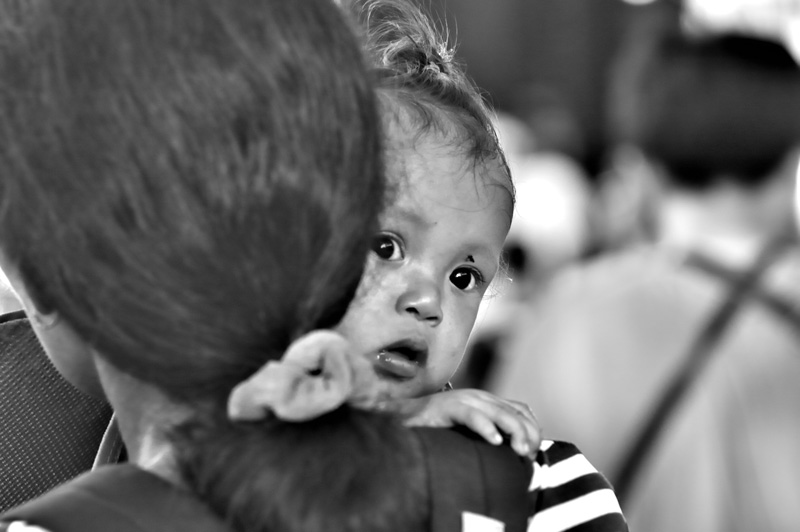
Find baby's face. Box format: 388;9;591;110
336;122;511;398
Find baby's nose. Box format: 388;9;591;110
395;280;442;326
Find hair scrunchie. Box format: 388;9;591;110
227;330;384;422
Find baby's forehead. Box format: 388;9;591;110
384;112;500;177
383;99;506;168
387;123;509;192
379;96;513;220
383;143;512;229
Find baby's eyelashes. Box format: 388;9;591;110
371;233;404;261
449;266;484;291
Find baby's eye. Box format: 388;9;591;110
449;267;483;291
371;234;404;261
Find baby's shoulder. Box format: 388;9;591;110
527;440;628;532
533;439;582;467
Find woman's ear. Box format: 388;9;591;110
4;263;59;330
18;292;60;331
0;252;106;399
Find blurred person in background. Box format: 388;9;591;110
492;28;800;532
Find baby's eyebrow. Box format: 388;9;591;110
460;246;497;264
389;205;428;228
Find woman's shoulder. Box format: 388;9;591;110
527;440;628;532
0;465;231;532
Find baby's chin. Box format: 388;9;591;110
373;373;446;400
376;376;421;399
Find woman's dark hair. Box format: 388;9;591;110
0;0;426;531
610;31;800;190
346;0;514;203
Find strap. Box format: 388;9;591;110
92;415;125;469
2;466;231;532
686;250;800;335
0;310;25;325
612;230;794;506
416;427;532;532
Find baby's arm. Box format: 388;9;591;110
527;440;628;531
398;389;541;458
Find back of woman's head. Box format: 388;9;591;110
610;30;800;190
0;0;381;403
345;0;513;199
0;1;428;530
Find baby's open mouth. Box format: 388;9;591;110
373;339;427;380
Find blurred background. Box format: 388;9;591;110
431;0;800;172
445;1;800;530
0;1;797;529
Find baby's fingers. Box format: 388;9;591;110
460;406;505;446
506;400;542;453
483;403;535;458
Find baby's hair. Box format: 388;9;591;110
0;0;429;531
347;0;514;204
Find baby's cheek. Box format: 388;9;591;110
350;261;380;303
350;256;399;306
427;347;464;385
454;305;480;344
335;279;388;344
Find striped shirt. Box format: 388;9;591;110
528;440;627;532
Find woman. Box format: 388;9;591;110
0;0;391;529
0;1;532;531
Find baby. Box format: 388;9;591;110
335;0;531;451
335;1;629;530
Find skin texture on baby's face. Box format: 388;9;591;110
335;116;512;399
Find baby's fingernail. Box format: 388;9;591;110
517;442;530;455
491;433;503;445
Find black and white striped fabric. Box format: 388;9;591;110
527;440;627;532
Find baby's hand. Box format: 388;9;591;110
399;389;541;458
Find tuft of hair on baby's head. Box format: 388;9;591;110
346;0;514;205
